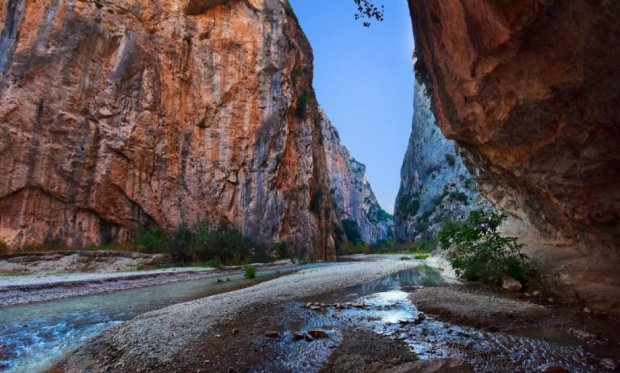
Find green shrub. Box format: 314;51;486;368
243;264;256;279
445;154;456;167
206;257;222;268
397;197;420;219
169;224;193;263
439;210;536;284
415;238;437;253
341;219;363;244
132;226;168;253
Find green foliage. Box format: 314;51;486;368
353;0;384;27
341;219;363;244
295;90;308;118
168;224;193;263
206;257;222;268
413;253;430;260
450;191;469;204
243;264;257;279
439;210;536;284
445;153;456;167
415;238;437;253
0;240;7;255
310;187;324;214
396;196;420;218
415;221;429;233
132;226;168;253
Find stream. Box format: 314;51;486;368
0;263;341;373
203;266;600;372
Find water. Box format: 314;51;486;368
245;267;598;372
0;263;340;373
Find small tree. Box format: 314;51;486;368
439;210;535;284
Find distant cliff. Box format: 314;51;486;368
0;0;336;258
394;80;490;242
320;110;393;243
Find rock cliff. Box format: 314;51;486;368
319;110;392;243
0;0;337;258
408;0;620;312
394;80;490;242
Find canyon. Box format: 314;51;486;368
0;0;619;371
395;79;490;243
0;0;390;258
407;0;620;313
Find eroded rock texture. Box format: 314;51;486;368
0;0;336;258
408;0;620;312
394;81;490;242
320;110;393;243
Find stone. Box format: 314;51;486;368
408;0;620;315
232;329;239;335
601;358;616;370
307;329;329;339
502;277;523;292
0;0;341;261
568;328;596;341
394;81;491;242
263;331;281;338
385;357;473;373
542;367;569;373
583;307;592;314
319;110;393;243
292;332;305;341
532;291;542;297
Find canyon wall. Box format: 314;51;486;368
0;0;337;258
394;80;490;243
408;0;620;312
320;110;392;243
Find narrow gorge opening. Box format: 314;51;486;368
0;1;618;372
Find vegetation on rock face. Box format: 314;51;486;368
341;219;363;244
439;210;536;284
0;240;7;255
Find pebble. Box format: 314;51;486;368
532;291;541;297
264;331;281;338
293;331;305;341
583;307;592;314
308;329;329;339
601;358;616;370
232;328;239;335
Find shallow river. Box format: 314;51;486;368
0;263;341;372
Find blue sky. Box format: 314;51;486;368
289;0;414;213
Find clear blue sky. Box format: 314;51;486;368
290;0;414;213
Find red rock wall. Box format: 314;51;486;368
408;0;620;312
0;0;336;258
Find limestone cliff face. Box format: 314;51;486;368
394;80;490;242
319;110;392;243
408;0;620;312
0;0;336;258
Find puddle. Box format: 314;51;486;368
241;267;600;372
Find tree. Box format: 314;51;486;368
353;0;384;27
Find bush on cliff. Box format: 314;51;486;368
438;210;536;284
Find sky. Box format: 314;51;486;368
289;0;414;214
